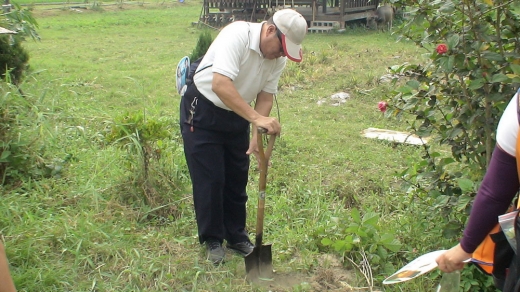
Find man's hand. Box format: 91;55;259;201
246;136;261;168
252;116;281;136
246;131;273;169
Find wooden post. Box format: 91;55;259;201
250;0;257;22
312;0;316;22
339;0;344;28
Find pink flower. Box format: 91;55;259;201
378;101;388;112
436;44;448;55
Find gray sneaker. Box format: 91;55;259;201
227;241;254;257
206;239;225;265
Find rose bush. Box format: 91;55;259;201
385;0;520;290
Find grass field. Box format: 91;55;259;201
0;1;463;291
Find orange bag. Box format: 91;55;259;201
471;128;520;289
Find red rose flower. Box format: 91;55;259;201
378;101;388;113
436;44;448;55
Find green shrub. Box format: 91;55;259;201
106;112;187;218
317;208;402;277
0;83;35;183
0;36;29;85
0;2;39;85
189;30;213;61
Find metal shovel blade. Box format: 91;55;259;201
245;243;273;280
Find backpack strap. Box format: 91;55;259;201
185;55;212;87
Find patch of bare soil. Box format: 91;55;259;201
252;254;375;291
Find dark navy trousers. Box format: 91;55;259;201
179;84;251;244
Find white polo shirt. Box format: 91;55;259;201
496;91;519;156
193;21;287;110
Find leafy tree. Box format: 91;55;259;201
389;0;520;205
385;0;520;289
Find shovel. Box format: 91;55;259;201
245;128;276;281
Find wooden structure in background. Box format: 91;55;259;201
198;0;379;29
199;0;272;28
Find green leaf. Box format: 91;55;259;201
0;150;11;161
438;55;455;72
344;226;359;234
378;245;388;259
438;56;449;70
447;55;455;71
371;254;381;264
428;190;443;198
356;229;368;238
456;178;474;193
332;237;353;252
447;34;459;49
397;85;413;94
321;238;332;246
491;73;509;83
510;64;520;75
468;78;484;90
362;212;379;227
442;221;463;238
379;234;402;252
449;127;463;138
430;151;441;158
440;157;455;165
456;195;473;212
406;79;421;90
482;51;504;62
439;1;455;13
332;240;346;251
435;195;450;206
351;208;360;223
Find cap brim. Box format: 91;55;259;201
281;34;302;63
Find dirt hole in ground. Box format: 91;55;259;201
251;254;372;291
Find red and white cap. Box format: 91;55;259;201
273;9;307;62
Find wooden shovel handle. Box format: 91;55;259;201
255;128;276;244
257;127;276;161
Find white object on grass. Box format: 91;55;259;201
361;128;429;146
383;250;446;285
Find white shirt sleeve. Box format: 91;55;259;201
496;92;519;157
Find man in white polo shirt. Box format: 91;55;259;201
179;9;307;265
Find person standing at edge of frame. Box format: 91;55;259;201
0;241;16;292
179;9;308;265
436;89;520;291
